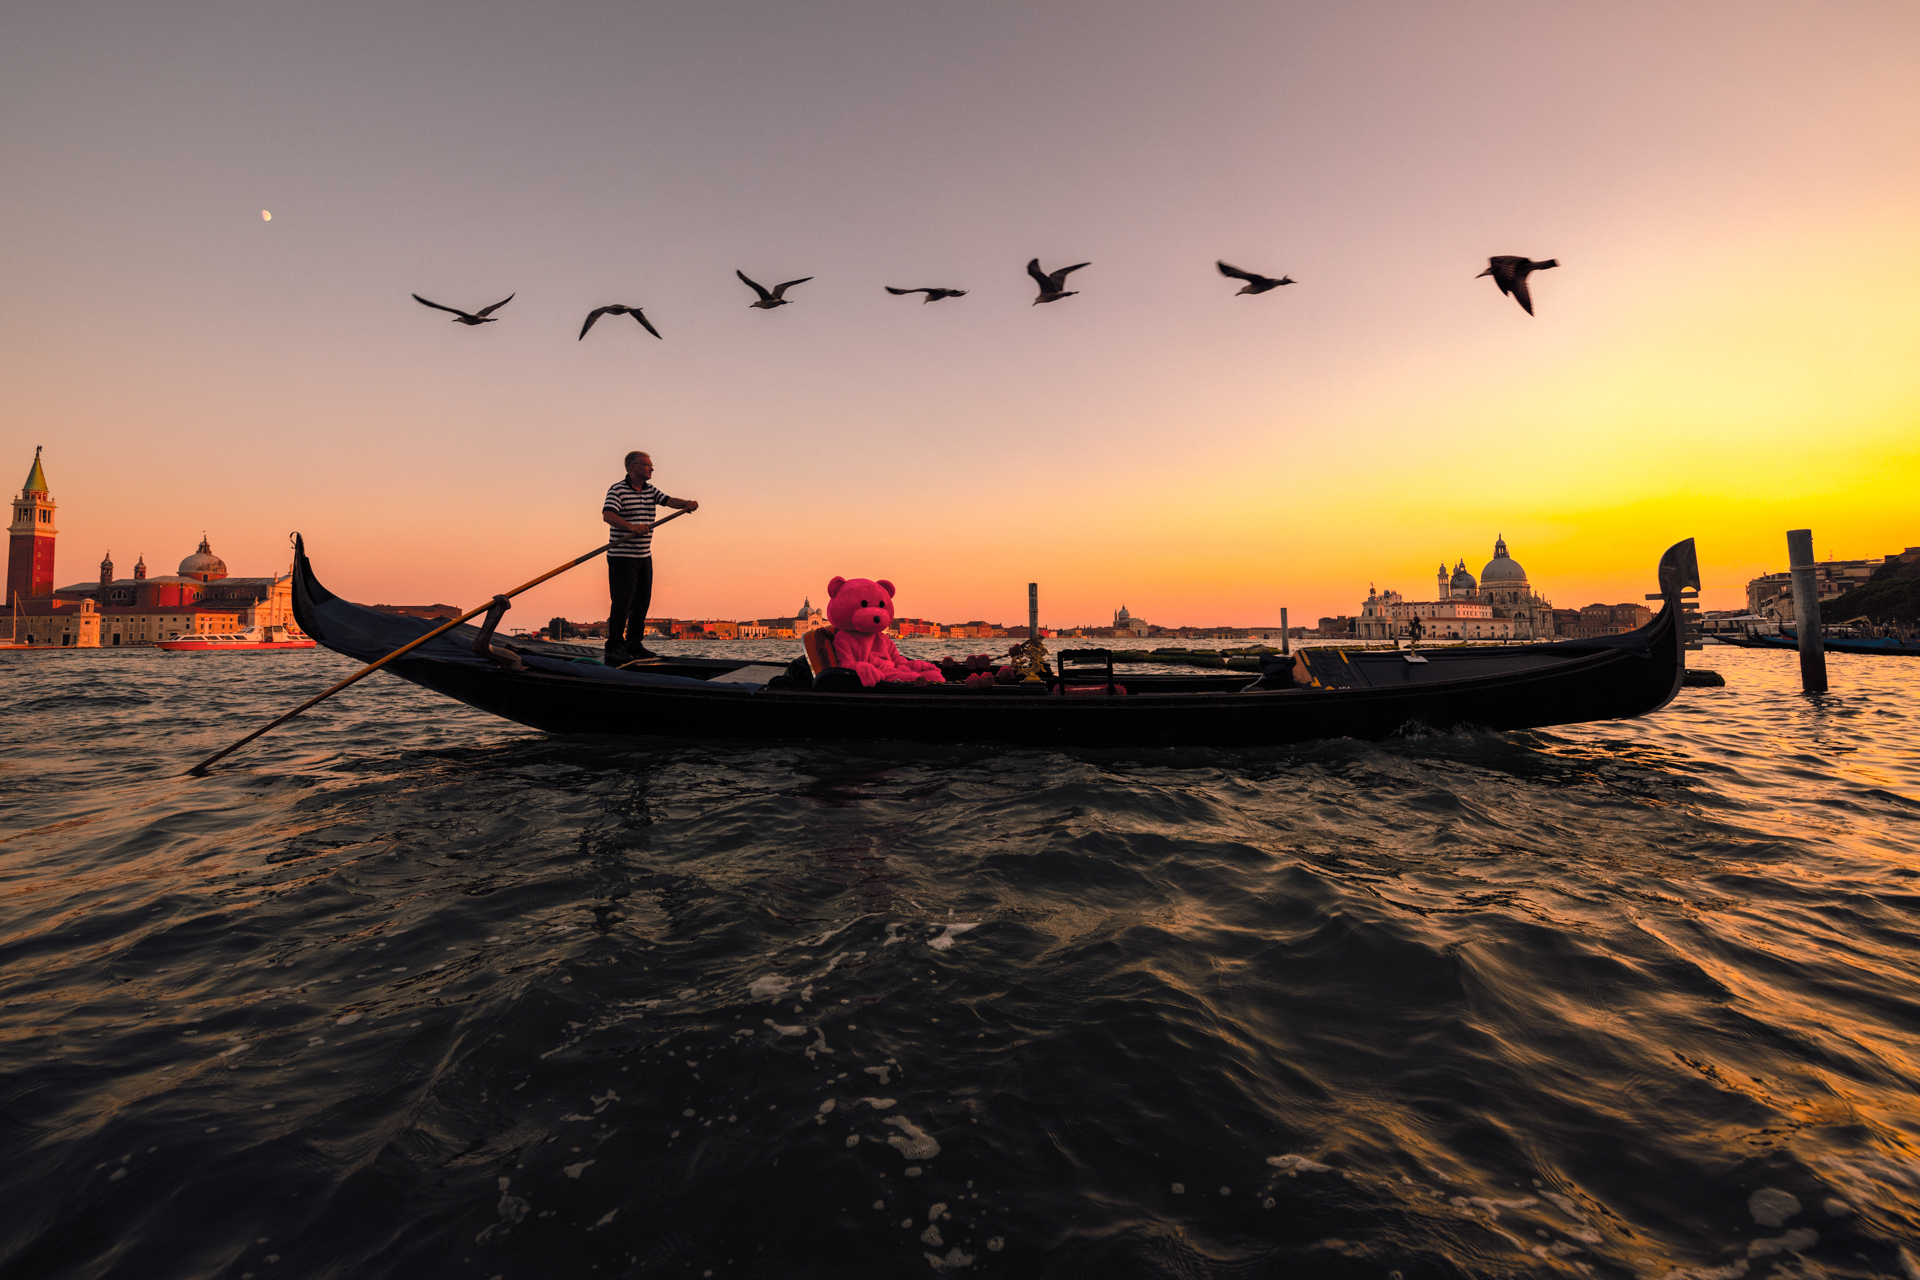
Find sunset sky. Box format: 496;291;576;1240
4;0;1916;628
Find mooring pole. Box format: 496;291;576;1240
1281;608;1289;655
1786;528;1828;693
1018;582;1047;683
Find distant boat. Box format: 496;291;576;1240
1718;628;1920;657
289;536;1703;747
155;624;316;652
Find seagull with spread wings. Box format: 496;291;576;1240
1026;258;1088;305
411;293;515;325
578;305;662;340
1476;256;1558;315
737;271;813;309
885;286;968;303
1216;261;1295;295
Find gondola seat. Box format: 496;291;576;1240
802;629;865;692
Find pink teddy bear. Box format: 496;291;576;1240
825;576;944;687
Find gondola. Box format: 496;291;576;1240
290;535;1701;748
1715;629;1920;657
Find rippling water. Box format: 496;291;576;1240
3;642;1918;1279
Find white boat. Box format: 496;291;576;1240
154;624;317;652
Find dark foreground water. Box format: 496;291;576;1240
3;642;1918;1280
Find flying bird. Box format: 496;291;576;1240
885;286;968;303
1027;258;1089;305
1216;261;1295;295
737;271;812;309
1476;256;1558;315
411;293;515;325
578;305;662;340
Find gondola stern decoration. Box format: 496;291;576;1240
1656;538;1701;606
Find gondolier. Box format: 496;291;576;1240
603;451;698;664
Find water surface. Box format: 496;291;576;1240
2;643;1917;1279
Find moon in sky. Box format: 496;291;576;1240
261;210;271;221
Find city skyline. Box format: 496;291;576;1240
11;444;1916;630
3;2;1916;626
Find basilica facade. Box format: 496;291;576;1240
1357;537;1556;641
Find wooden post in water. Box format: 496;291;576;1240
1016;582;1048;683
1786;528;1828;693
1280;608;1289;655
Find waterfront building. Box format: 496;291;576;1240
4;448;294;647
1562;602;1653;638
792;598;828;635
1746;547;1920;621
1111;605;1150;636
41;538;295;647
746;601;820;638
1355;537;1555;641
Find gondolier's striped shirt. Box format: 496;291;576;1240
603;479;678;558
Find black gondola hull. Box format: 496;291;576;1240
291;537;1700;748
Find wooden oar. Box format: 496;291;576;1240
185;509;691;776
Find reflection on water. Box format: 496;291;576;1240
0;644;1916;1278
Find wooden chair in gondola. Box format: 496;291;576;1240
802;628;865;691
803;628;838;676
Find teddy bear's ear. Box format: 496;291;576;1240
827;576;846;599
876;580;896;600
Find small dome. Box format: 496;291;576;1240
1449;560;1477;591
179;535;228;580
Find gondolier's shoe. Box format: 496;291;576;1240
604;640;633;666
629;645;659;661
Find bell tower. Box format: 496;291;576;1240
6;447;57;605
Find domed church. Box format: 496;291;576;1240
1359;536;1556;641
1441;536;1542;610
47;535;294;646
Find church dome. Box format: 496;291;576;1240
1449;560;1477;592
178;536;228;581
1480;535;1527;584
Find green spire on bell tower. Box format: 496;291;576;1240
23;446;48;495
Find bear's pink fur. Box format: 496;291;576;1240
825;576;944;686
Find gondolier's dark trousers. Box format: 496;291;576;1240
608;555;653;649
